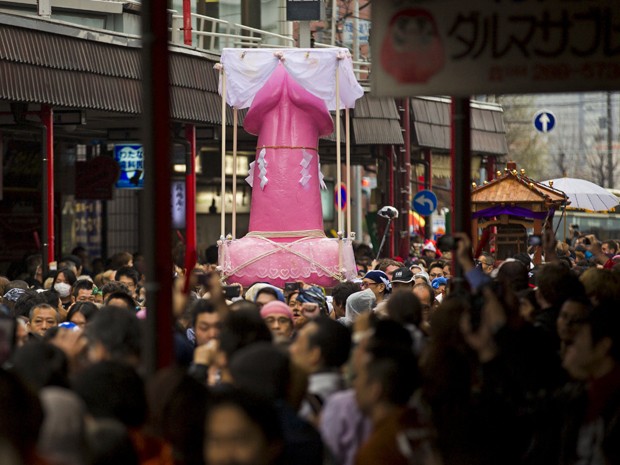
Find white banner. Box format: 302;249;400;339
343;19;371;46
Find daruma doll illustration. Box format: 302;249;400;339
381;8;445;83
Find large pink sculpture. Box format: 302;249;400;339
245;65;331;234
218;50;361;288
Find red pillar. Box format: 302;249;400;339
183;0;192;45
184;124;197;291
486;156;495;182
423;148;432;190
41;105;55;267
422;148;432;239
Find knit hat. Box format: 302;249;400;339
363;270;392;292
260;301;293;320
431;277;448;289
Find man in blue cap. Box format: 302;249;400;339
361;270;391;305
431;277;448;303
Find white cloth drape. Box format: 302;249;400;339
219;48;364;110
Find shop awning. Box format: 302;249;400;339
411;96;508;155
352;94;404;145
0;13;230;124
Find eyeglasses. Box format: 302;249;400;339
360;281;379;289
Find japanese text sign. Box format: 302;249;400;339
114;144;144;189
372;0;620;97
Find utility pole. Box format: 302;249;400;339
141;0;173;373
353;0;359;62
607;91;614;188
331;0;337;46
241;0;261;30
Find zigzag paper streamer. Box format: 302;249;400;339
318;154;327;190
299;149;313;187
258;147;268;190
245;161;255;187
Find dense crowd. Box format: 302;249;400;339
1;227;619;465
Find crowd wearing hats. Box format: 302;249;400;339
0;228;620;465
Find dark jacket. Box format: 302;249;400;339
555;366;620;465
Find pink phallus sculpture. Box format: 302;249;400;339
217;49;362;288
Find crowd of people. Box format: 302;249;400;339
0;228;619;465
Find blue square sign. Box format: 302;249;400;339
114;144;144;189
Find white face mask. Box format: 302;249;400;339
54;282;71;298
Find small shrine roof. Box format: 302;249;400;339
472;168;568;206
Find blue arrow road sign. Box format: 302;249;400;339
412;190;438;216
533;110;556;133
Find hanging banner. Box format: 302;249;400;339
372;0;620;96
172;181;186;229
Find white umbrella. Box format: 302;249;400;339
542;177;619;211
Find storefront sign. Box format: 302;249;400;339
114;144;144;189
287;0;324;21
372;0;620;96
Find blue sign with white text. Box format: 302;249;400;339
413;190;438;216
533;110;556;133
114;144;144;189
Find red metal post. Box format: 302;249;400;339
421;148;432;239
486;156;495;182
142;0;173;373
41;105;55;266
184;124;197;291
399;99;412;259
183;0;192;45
388;146;395;258
423;148;432;190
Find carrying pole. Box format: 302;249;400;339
232;108;238;238
346;107;351;237
220;69;227;238
336;66;342;235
